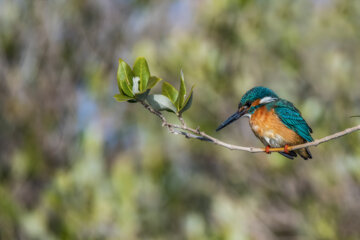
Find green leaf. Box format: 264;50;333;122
133;57;150;93
114;93;133;102
147;76;162;89
179;85;195;114
135;89;150;101
117;59;134;97
119;80;134;97
175;70;186;110
162;82;178;104
146;94;177;113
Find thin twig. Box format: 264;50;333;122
177;113;186;127
140;100;166;123
140;101;360;153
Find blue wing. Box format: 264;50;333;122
270;99;313;142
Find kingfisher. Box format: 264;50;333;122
216;86;313;160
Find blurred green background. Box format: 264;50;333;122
1;0;360;239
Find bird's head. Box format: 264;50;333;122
216;86;279;131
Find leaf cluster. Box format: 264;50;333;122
115;57;194;114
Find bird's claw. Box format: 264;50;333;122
265;145;271;154
284;144;289;154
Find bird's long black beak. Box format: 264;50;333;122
216;108;247;131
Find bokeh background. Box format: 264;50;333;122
1;0;360;239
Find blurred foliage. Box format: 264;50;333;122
1;0;360;239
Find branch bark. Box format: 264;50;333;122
140;101;360;154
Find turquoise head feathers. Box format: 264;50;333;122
239;87;278;107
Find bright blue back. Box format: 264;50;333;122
267;99;313;142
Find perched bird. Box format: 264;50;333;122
216;87;313;160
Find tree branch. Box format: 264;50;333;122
140;100;360;153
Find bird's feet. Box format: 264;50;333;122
284;144;289;154
265;145;271;154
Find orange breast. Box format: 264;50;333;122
249;105;304;146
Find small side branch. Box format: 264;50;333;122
140;101;360;153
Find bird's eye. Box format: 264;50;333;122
245;102;251;107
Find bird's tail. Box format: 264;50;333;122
296;148;312;160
